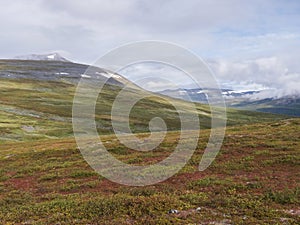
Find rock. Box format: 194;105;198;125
168;209;179;214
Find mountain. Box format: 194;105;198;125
159;88;300;117
0;59;298;224
0;59;288;142
0;59;126;86
14;53;70;62
158;88;260;103
232;96;300;117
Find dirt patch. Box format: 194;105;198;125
7;176;38;192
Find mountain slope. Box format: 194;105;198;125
232;96;300;117
0;60;289;142
0;59;125;86
0;59;299;224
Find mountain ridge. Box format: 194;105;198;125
158;88;300;117
14;52;70;62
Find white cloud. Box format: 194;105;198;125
1;0;299;61
208;56;300;98
119;62;194;91
0;0;299;97
139;80;179;92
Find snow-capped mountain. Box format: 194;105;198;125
15;53;70;62
158;88;260;103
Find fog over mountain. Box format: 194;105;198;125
207;56;300;98
118;60;300;99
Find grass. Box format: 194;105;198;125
0;76;287;142
0;61;299;224
0;118;299;224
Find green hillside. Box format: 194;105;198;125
0;75;287;143
0;60;298;224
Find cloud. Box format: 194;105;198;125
208;56;300;98
119;62;194;91
117;56;300;97
138;80;179;92
1;0;299;61
0;0;299;97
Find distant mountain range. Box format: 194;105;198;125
159;88;260;103
159;88;300;117
15;53;70;62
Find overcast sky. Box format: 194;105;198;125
1;0;300;96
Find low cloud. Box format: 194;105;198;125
119;62;195;91
119;57;300;98
208;56;300;98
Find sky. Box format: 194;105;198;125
1;0;300;96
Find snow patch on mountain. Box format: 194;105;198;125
81;74;91;78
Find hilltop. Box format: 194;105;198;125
14;53;70;62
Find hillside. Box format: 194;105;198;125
0;119;299;224
0;60;288;142
0;60;298;224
